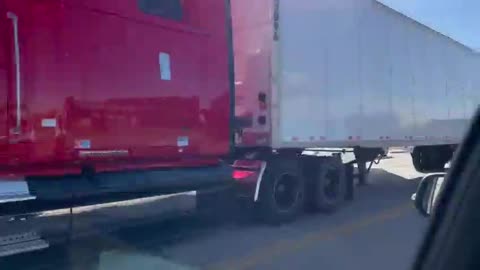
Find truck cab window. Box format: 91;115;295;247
138;0;183;21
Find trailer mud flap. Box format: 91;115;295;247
232;160;266;202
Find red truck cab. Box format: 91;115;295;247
0;0;232;177
0;0;235;212
0;0;234;257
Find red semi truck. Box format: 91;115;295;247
1;0;473;259
0;0;235;256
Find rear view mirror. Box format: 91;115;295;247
412;173;446;217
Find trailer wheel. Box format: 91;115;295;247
411;149;424;172
312;158;346;212
412;147;431;173
258;157;305;224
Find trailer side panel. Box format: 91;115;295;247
270;0;478;148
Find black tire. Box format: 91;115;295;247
312;158;346;213
257;157;305;224
411;148;426;173
412;147;436;172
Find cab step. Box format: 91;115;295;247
0;232;49;257
0;193;36;204
0;180;36;204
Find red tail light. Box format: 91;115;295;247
233;170;256;180
232;160;264;183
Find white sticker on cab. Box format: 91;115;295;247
75;139;91;149
177;136;189;147
159;52;172;81
41;119;57;128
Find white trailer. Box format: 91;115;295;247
231;0;478;223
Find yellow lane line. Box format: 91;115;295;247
208;203;411;270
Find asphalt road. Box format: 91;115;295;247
1;152;430;270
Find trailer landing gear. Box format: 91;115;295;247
353;147;386;186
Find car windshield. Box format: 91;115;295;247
0;0;477;269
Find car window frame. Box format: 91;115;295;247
414;109;480;270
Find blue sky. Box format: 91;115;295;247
378;0;479;50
